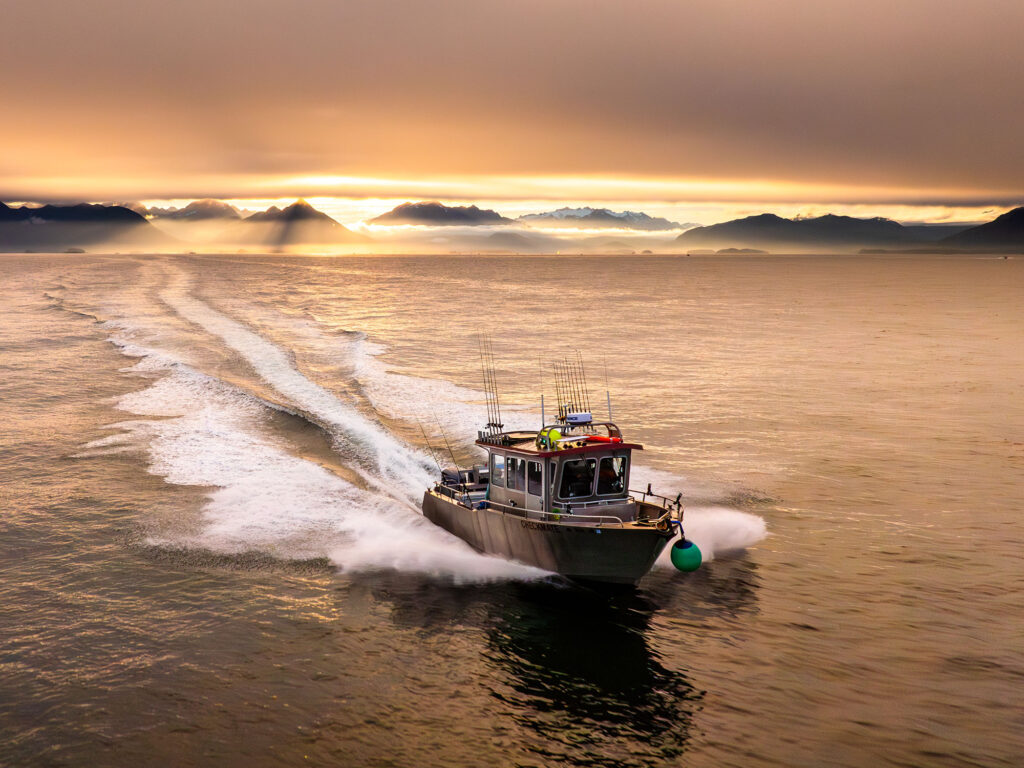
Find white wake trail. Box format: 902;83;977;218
157;265;434;503
86;333;546;582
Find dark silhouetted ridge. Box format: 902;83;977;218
942;206;1024;249
0;201;170;251
676;212;914;252
370;201;513;226
242;200;365;245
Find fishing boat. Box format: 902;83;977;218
421;346;702;585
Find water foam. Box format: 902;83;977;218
157;267;435;503
670;506;768;563
87;327;546;582
189;296;537;448
628;464;768;564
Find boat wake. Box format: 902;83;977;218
157;267;434;504
68;269;545;583
70;260;765;581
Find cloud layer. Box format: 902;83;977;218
2;0;1022;205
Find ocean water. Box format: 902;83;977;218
1;252;1021;767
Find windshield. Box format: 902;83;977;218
558;459;596;498
597;456;627;495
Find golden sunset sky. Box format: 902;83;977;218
3;0;1022;225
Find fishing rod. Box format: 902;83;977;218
434;415;467;495
604;354;613;421
417;418;444;477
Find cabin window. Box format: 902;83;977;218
527;461;542;496
559;459;596;498
597;456;627;495
490;454;505;486
506;457;526;491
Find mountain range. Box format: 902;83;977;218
0;199;363;251
518;207;688;231
146;199;243;221
673;211;1024;252
0;202;171;251
369;202;513;226
4;198;1023;253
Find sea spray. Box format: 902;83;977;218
656;506;768;567
88;329;546;582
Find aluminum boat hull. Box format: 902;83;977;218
422;490;673;585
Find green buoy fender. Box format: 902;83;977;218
670;538;702;572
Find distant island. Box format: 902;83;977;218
677;213;916;252
674;210;1024;253
484;231;543;252
369;202;513;226
518;207;688;231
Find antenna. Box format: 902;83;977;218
477;335;504;436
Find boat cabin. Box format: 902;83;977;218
475;421;644;522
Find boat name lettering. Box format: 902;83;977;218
520;520;557;532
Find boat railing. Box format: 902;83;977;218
630;485;684;513
434;483;484;505
551;497;626;511
476;499;626;528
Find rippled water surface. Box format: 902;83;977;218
1;253;1021;767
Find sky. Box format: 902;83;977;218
2;0;1023;226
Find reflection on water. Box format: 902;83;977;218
484;586;701;767
642;557;763;619
360;571;739;768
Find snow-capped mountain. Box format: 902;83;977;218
518;207;689;231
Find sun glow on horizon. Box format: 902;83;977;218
4;168;1016;229
140;192;1006;231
